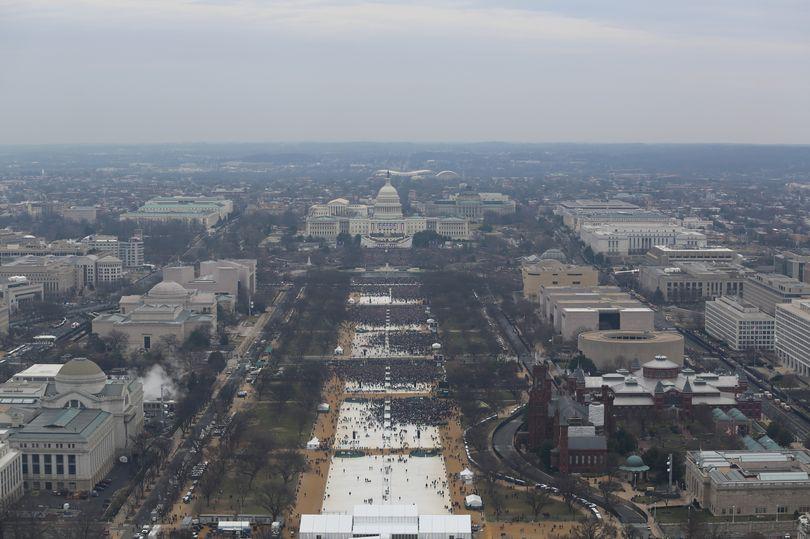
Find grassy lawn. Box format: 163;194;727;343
195;399;318;515
481;484;584;522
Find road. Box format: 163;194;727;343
124;285;298;533
491;413;647;525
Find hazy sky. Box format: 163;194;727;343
2;0;809;145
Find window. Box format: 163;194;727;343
44;454;52;475
21;454;27;474
56;455;64;475
31;454;40;475
755;507;767;514
68;455;76;475
777;506;788;513
143;335;151;350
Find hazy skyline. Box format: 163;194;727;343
2;0;809;145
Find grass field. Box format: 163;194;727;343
481;484;584;522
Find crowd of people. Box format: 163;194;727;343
335;359;440;389
350;283;423;300
371;397;455;427
349;305;428;326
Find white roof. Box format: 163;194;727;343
13;364;63;379
465;494;483;507
299;514;353;534
418;514;472;534
353;504;418;518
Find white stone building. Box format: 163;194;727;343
705;296;775;351
0;431;23;507
92;281;217;351
163;259;256;302
305;179;471;247
775;299;810;376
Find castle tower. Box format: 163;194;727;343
558;421;570;475
601;385;615;436
527;362;551;449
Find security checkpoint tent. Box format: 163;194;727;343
459;468;474;484
418;514;473;539
464;494;483;509
299;514;353;539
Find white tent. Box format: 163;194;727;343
431;343;442;350
317;403;331;413
459;468;474;484
334;346;344;355
464;494;483;509
306;437;320;450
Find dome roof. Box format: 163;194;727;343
55;358;107;395
540;248;567;262
642;355;679;370
626;455;645;468
328;198;349;205
149;281;189;297
59;358;103;377
377;179;399;199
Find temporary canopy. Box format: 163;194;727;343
459;469;474;483
334;346;344;355
465;494;483;509
431;343;442;350
317;403;331;412
306;437;320;450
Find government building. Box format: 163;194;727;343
305;179;471;248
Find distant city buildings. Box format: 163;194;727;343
775;299;810;377
742;272;810;316
0;254;123;295
0;238;90;263
645;245;740;266
92;281;217;351
0;276;44;312
305;179;471;247
639;263;747;303
120;196;233;227
775;251;810;284
163;259;256;303
705;296;775;351
80;234;145;268
577;330;684;371
521;252;597;301
538;285;653;340
422;191;515;221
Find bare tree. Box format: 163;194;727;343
270;449;308;485
570;517;618;539
524;488;550;521
258;480;295;522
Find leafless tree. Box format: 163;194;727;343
524;488;550;521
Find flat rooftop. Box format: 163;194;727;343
11;364;62;380
689;450;810;486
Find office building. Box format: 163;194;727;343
0;431;23;508
775;251;810;284
0;238;89;263
423;192;515;221
705;296;775;351
521;259;598;300
81;234;145;268
645;246;740;266
121;196;233;227
639;263;748;303
743;273;810;316
93;281;217;351
59;206;97;223
775;299;810;376
685;449;810;517
579;224;707;257
0;256;78;296
0;276;44;312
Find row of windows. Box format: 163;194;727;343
22;454;76;476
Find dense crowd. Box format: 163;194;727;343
352;276;421;286
349;305;428;326
350;283;423;300
336;359;441;386
371;397;455;426
387;330;435;355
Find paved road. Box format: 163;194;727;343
491;413;648;525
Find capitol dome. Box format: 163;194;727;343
55;358;107;395
148;281;189;298
540;249;568;263
373;179;403;218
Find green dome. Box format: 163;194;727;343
626;455;645;468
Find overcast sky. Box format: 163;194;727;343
1;0;809;145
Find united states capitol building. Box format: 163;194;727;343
305;179;471;248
